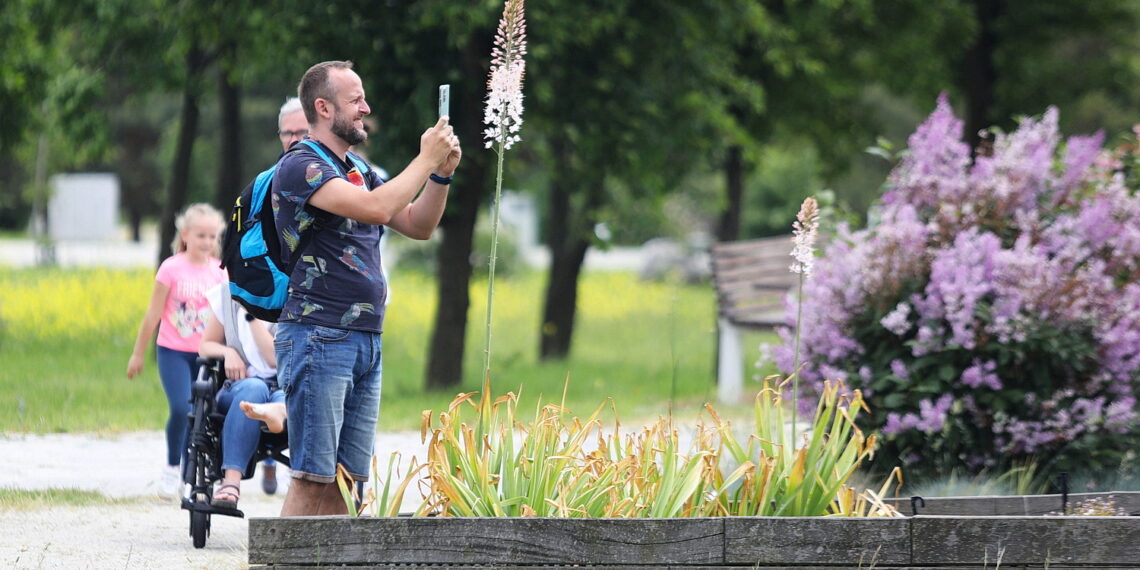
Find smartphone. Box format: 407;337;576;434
438;84;450;119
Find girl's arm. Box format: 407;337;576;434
199;312;247;380
249;318;277;368
127;281;170;379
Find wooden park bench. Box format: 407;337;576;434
710;234;797;403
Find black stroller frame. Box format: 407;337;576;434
181;357;289;548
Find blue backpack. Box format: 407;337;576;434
220;140;370;321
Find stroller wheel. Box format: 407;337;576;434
190;510;210;548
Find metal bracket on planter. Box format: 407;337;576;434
1059;472;1069;515
910;495;925;516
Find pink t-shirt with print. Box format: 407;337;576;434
154;252;227;353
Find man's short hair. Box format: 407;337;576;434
298;61;354;124
278;97;304;127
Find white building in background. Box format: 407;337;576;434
498;190;547;266
0;172;153;268
49;173;120;241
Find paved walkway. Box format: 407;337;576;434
0;430;432;569
0;429;429;499
0;238;158;268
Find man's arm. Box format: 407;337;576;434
385;140;462;239
308;117;455;227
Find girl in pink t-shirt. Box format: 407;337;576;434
127;203;227;496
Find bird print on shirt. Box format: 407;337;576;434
299;300;324;316
339;217;358;234
339;246;373;280
282;226;301;253
341;303;375;326
299;255;328;289
305;162;324;188
295;208;316;234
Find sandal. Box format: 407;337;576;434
211;483;241;509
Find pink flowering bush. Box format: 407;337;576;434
775;95;1140;480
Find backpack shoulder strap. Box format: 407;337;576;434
279;140;342;277
299;139;372;177
299;140;341;174
346;151;371;176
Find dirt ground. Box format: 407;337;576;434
1;494;278;569
0;430;428;569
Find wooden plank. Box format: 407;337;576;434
249;517;725;566
885;491;1140;517
714;256;793;273
724;310;786;329
715;268;796;287
725;306;784;321
253;566;973;570
251;566;1133;570
713;236;793;255
250;514;1140;568
717;278;792;292
724;517;911;565
911;515;1140;565
721;288;789;305
713;252;793;270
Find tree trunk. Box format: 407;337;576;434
423;32;493;390
216;62;242;210
424;174;480;390
129;210;142;242
115;122;159;243
157;44;207;265
540;235;590;360
716;144;744;242
962;0;1001;153
539;141;599;360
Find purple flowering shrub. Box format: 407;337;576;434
774;95;1140;479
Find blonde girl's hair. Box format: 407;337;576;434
171;203;226;256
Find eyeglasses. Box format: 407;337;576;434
278;129;309;139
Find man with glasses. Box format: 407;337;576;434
278;97;309;149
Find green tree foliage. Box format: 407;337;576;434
0;0;114;230
527;0;750;359
954;0;1140;144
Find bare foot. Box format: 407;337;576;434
241;401;286;433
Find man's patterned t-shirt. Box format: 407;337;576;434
272;138;388;333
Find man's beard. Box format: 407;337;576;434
332;109;367;146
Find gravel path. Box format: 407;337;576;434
0;430;428;569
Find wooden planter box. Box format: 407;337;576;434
249;500;1140;569
883;491;1140;517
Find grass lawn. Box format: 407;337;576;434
0;266;777;433
0;488;139;510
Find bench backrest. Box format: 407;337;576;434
711;235;797;329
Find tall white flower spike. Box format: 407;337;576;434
483;0;527;151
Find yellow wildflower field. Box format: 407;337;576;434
0;266;725;432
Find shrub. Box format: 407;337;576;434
775;95;1140;481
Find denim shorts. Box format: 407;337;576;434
275;322;382;483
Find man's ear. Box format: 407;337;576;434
315;98;333;120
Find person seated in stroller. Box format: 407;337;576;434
198;284;286;510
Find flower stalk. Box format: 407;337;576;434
482;0;527;383
789;196;819;445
